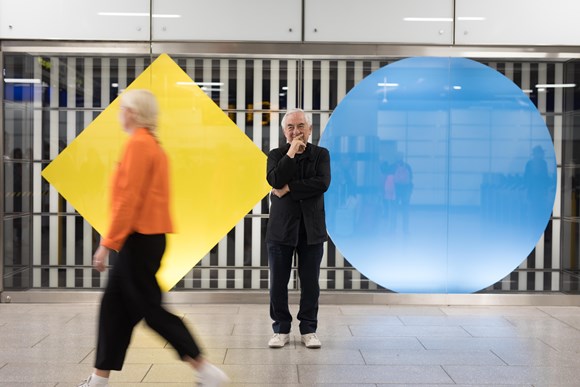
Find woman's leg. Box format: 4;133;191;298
94;247;142;372
128;234;202;360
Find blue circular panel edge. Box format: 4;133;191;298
320;57;557;293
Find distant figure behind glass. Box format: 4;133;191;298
78;89;229;387
524;145;550;224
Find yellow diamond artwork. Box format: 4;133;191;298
42;54;271;291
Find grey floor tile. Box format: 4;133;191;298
491;347;580;366
0;384;57;387
108;385;366;387
225;347;365;365
0;347;93;364
0;315;29;326
400;315;513;327
0;333;49;348
504;315;576;328
418;337;554;351
350;325;471;337
463;325;524;337
219;365;299;384
298;364;452;384
338;305;391;315
183;313;268;325
321;315;404;326
443;365;580;385
306;385;375;387
537;306;580;317
230;385;372;387
376;385;533;387
339;305;445;316
546;315;580;330
321;336;424;350
235;304;273;314
441;306;546;317
32;334;97;349
183;322;235;336
0;320;75;334
166;305;240;315
381;306;447;316
0;304;35;313
465;324;580;339
230;321;280;335
531;384;580;387
96;384;191;387
144;363;298;384
316;305;344;315
536;336;580;352
361;349;505;366
0;363;148;383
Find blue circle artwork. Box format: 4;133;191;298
320;57;557;293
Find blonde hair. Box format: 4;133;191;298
120;89;159;137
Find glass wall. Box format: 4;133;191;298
2;51;575;293
562;59;580;292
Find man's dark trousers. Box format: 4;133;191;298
268;237;324;335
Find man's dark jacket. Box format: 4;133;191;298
266;143;331;246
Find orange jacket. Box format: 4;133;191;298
101;127;174;251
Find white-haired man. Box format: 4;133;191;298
266;108;331;349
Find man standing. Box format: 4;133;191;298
266;108;331;349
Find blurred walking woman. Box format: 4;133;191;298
79;89;229;387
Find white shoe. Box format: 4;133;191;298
197;362;229;387
268;333;290;348
301;333;322;348
77;374;109;387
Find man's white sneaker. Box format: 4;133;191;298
301;333;322;348
197;362;230;387
268;333;290;348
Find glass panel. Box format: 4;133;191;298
3;161;32;214
3;102;33;160
561;220;580;272
563;113;580;165
3;216;31;290
562;165;580;218
562;219;580;294
1;52;573;293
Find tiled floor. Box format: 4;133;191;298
1;302;580;386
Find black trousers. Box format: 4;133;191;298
268;238;324;335
95;233;201;371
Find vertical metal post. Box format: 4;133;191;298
0;46;5;296
149;0;154;60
